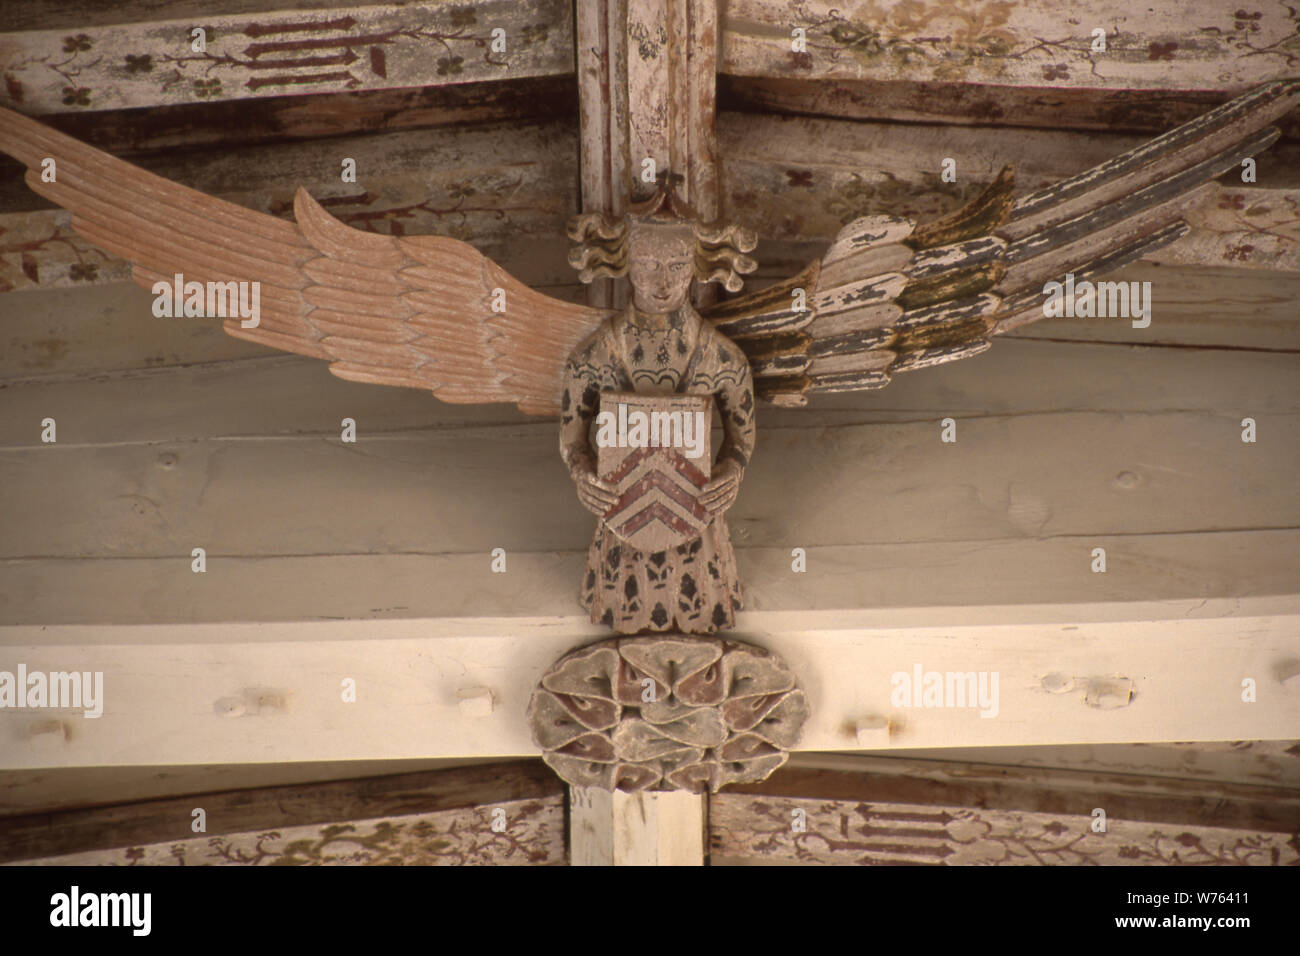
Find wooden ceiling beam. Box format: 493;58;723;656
0;0;574;114
721;76;1300;142
711;754;1300;865
0;75;578;156
722;0;1300;132
1;597;1297;769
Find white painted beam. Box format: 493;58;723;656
2;596;1297;769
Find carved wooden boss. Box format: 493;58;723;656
1;10;1295;790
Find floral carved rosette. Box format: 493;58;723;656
527;635;808;793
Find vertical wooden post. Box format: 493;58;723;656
577;0;629;309
570;786;616;865
577;0;719;307
570;786;707;866
681;0;720;223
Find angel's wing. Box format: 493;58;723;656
704;78;1300;407
0;107;610;416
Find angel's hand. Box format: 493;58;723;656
700;461;743;516
574;467;619;518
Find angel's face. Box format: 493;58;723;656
627;224;696;314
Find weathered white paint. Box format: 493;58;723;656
1;596;1296;769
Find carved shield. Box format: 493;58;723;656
598;391;712;551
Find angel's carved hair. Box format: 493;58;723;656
567;175;758;293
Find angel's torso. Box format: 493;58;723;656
560;304;757;478
571;305;749;397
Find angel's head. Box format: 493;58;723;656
567;175;758;311
626;221;695;313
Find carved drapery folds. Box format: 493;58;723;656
527;635;807;792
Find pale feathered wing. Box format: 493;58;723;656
0;107;610;416
702;78;1300;406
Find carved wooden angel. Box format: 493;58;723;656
1;78;1296;636
561;184;759;633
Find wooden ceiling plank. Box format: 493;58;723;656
717;112;1300;273
0;760;564;865
3;533;1299;627
0;118;579;292
711;756;1300;865
4;409;1298;560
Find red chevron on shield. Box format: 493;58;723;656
597;392;712;551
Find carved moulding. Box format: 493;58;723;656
527;634;808;793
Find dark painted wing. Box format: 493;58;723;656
703;78;1300;406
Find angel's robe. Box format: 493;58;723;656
560;305;757;634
